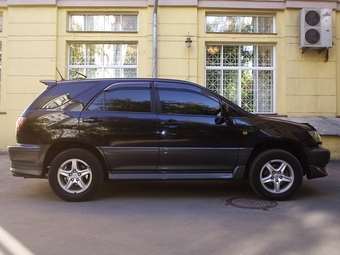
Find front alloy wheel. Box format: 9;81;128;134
49;149;103;202
249;149;303;200
260;159;294;194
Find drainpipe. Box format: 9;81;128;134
152;0;158;78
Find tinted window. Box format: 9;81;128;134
158;89;220;115
31;81;98;110
88;88;151;112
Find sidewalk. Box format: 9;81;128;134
274;116;340;136
273;116;340;159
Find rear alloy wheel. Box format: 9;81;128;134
249;149;303;200
48;149;103;202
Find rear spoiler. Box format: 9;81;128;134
39;80;57;87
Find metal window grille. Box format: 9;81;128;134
206;45;275;113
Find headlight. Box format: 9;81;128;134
308;131;322;144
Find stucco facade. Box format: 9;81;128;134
0;0;339;152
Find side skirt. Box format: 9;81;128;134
108;166;245;180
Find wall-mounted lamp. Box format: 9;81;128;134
185;37;192;48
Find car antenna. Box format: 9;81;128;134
51;60;87;79
55;67;65;81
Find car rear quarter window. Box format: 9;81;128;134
158;89;220;115
87;88;151;112
31;81;99;110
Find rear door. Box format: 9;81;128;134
155;82;240;172
79;82;159;172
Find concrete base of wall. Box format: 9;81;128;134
322;136;340;160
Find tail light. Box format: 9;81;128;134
16;117;27;134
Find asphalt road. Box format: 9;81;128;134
0;152;339;255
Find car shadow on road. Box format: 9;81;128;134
16;178;330;202
13;175;333;203
95;180;259;201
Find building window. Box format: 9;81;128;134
0;14;2;32
69;43;138;79
206;15;274;33
206;45;274;113
69;14;138;32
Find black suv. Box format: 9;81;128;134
8;78;330;202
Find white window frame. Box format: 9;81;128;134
206;14;275;34
68;13;138;32
68;43;138;79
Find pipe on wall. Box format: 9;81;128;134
152;0;158;78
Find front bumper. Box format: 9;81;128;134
304;146;330;179
7;144;50;178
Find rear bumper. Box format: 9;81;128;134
304;146;330;179
7;144;50;178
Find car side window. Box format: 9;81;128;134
158;89;220;115
87;88;151;112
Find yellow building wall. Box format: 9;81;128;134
285;10;337;116
0;6;339;151
0;6;57;150
155;7;198;82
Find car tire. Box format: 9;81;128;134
249;149;303;201
48;148;103;202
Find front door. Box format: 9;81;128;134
155;82;240;173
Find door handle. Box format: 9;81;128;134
161;119;179;128
82;117;104;123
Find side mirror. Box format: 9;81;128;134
215;103;230;125
221;103;229;116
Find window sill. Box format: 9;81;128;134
206;32;277;35
66;30;138;33
257;114;288;117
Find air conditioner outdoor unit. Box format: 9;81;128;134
300;8;332;48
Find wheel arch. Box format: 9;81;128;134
244;139;309;178
42;141;109;178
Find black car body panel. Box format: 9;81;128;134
7;78;330;200
8;144;50;177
